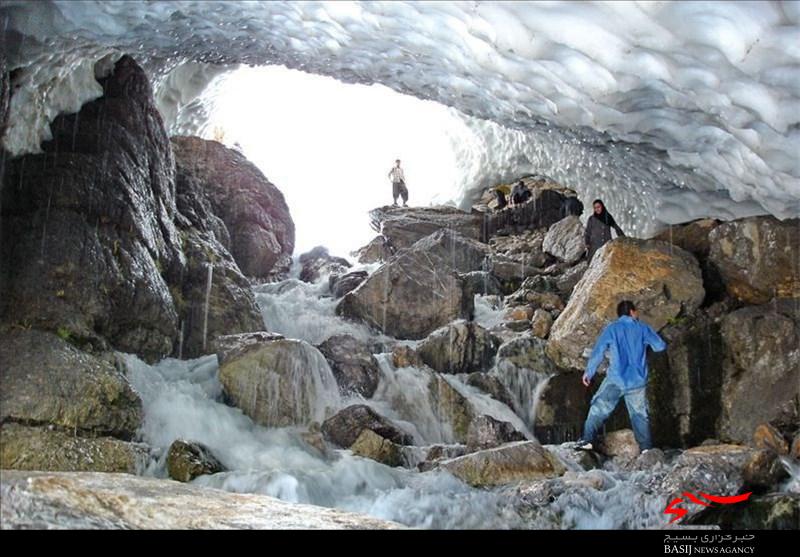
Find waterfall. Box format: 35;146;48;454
202;263;213;353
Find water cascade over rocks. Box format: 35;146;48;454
1;38;798;529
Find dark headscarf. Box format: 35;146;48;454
591;199;619;229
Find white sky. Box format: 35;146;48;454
207;65;465;258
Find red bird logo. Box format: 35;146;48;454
664;492;752;523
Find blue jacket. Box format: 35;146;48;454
584;315;667;390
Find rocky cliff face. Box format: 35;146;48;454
171;136;295;281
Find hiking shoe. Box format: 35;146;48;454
574;440;593;451
403;203;408;207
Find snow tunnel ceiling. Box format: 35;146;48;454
1;0;799;238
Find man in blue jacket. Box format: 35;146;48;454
575;300;667;451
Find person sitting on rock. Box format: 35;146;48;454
388;159;408;207
575;300;666;452
510;180;532;207
584;198;625;262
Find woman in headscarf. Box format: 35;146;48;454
584;199;625;262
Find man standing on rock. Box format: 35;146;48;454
388;159;408;207
575;300;666;452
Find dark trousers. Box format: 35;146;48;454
392;181;408;203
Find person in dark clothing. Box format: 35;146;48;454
584;199;625;262
561;196;584;218
510;180;531;206
575;300;666;451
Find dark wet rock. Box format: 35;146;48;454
166;440;226;482
369;205;482;251
466;415;526;451
298;246;351;284
0;328;142;439
173;145;266;357
1;56;182;361
553;260;589;298
171;136;294;281
655;218;725;305
0;52;9;146
316;334;380;398
496;336;558;373
329;270;368;298
533;373;589;445
459;271;504;297
741;449;788;491
547;238;704;370
217;337;338;427
321;405;413;448
688;493;800;530
350;429;404;467
351;236;394;264
719;300;800;444
708;216;800;304
428;375;476;443
337;230;478;339
416;320;500;375
543;216;585;264
465;373;516;410
647;311;726;448
0;423;148;473
439;440;566;487
482;186;567;239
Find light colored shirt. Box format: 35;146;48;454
389;166;405;183
584;315;667;390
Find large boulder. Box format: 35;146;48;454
369;206;483;251
1;55;183;361
298;246;351;284
329;271;368;299
217;335;340;427
416;320;500;375
547;238;705;370
428;375;477;443
708;216;800;304
337;230;480;339
349;429;405;467
438;440;566;487
173;149;266;357
655;218;725;303
543;216;585;264
0;423;148;473
465;373;517;411
465;415;526;451
351;236;394;264
171;136;294;280
316;335;381;398
0;471;401;529
718;300;800;444
166;440;226;482
482;186;567;238
0;328;142;439
321;405;413;448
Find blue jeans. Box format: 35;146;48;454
581;377;652;450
